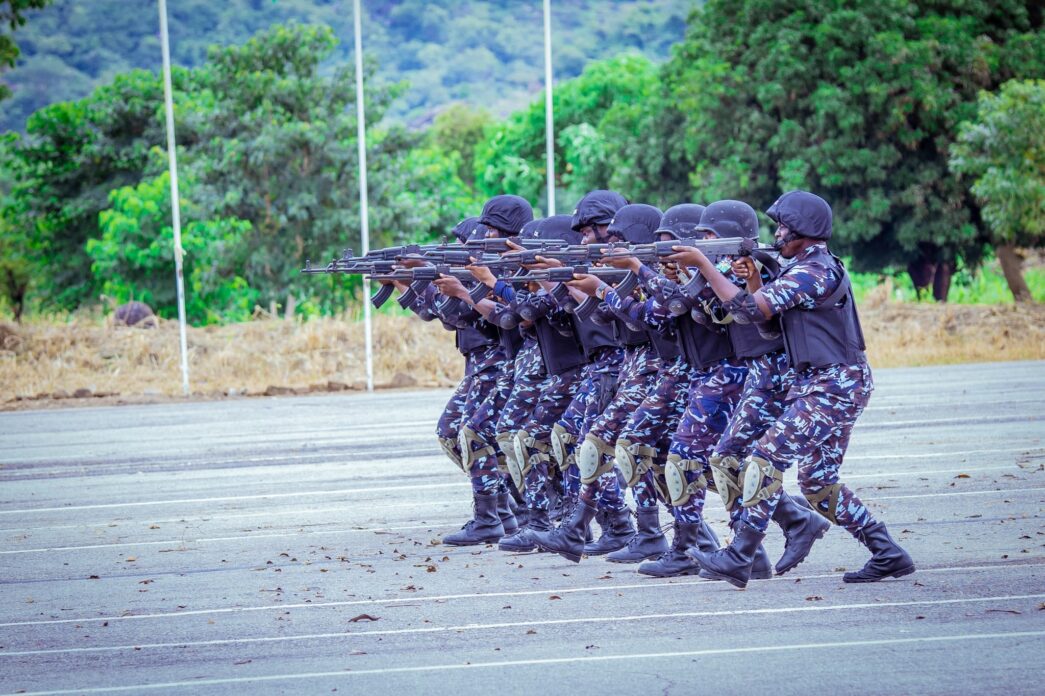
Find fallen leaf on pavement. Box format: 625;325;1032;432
349;614;380;623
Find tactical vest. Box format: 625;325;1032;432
613;317;650;349
455;323;499;356
675;313;734;370
728;320;784;359
572;314;617;359
534;315;588;376
779;247;867;370
649;327;681;360
498;326;525;361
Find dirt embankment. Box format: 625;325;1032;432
2;302;1043;411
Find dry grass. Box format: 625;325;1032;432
2;301;1043;410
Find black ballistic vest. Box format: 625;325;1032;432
779;247;866;370
534;315;588;376
676;314;734;370
572;315;617;359
728;320;785;359
455;323;499;356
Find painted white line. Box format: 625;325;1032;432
874;487;1045;501
0;482;466;515
863;396;1044;412
2;593;1041;658
17;630;1043;695
3;484;1042;554
3;445;1039;520
844;446;1039;462
1;561;1040;629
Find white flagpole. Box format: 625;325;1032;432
158;0;190;396
352;0;374;393
543;0;555;215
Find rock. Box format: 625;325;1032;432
349;380;367;391
292;386;310;395
72;388;93;399
327;381;349;392
264;385;293;397
389;372;418;388
52;389;70;400
113;301;157;328
309;383;326;393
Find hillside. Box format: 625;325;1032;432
0;0;695;132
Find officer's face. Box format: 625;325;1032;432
774;223;802;258
580;223;610;244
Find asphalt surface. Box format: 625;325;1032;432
1;360;1043;695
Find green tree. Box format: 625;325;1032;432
474;53;659;211
0;0;50;101
87;172;258;323
657;0;1044;284
950;79;1045;302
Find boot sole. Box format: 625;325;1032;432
775;523;830;576
533;541;582;563
638;567;702;578
843;564;916;583
606;553;664;564
443;537;502;546
699;568;748;589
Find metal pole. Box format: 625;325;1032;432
353;0;374;393
158;0;190;396
543;0;555;215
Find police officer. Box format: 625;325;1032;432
674;190;915;587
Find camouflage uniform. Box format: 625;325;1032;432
580;341;661;509
724;243;876;535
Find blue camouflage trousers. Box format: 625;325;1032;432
553;347;623;502
667;359;748;525
742;362;877;536
617;354;693;510
436;344;509;494
514;366;583;511
580;344;660;510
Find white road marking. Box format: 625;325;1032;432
18;630;1042;695
0;560;1039;629
1;593;1041;658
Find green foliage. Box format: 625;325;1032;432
657;0;1044;271
0;0;50;101
0;0;693;133
850;260;1045;305
1;22;482;320
949;79;1045;248
474;53;660;211
88;172;257;324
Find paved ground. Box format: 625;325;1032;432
0;360;1043;695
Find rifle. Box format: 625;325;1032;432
506;265;640;322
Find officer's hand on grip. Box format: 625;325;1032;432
599;248;642;272
731;257;757;280
525;255;563;270
665;245;709;270
566;273;607;297
465;258;497;288
433;275;471;301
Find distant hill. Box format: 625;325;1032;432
0;0;696;133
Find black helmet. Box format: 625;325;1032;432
519;218;543;240
537;214;583;245
570;190;629;231
606;204;663;244
766;190;832;240
479;194;534;235
657;204;706;240
452;216;485;243
696;200;759;239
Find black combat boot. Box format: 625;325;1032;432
497;490;520;536
843;522;915;583
606;507;669;563
584;506;637;556
699;523;771;580
638;520;700;577
498;509;552;552
442;491;505;546
688;521;766;589
531;498;598;563
772;493;831;575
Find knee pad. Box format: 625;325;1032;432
615;439;657;487
802;482;843;524
495;431;517;479
578;434;615;485
741;455;784;508
551;423;576;472
438;436;465;474
709;454;743;510
665;454;707;507
459;425;495;469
